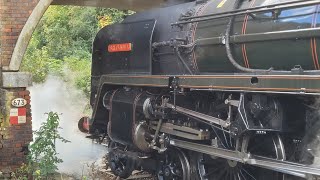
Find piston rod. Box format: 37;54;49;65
164;102;229;128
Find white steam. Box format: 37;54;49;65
28;76;106;176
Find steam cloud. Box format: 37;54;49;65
28;76;106;176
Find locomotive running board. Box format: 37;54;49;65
169;138;320;179
97;75;320;95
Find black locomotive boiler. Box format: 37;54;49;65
85;0;320;179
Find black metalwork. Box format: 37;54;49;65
224;0;270;73
180;0;317;21
197;28;320;45
173;0;320;25
193;134;285;180
169;138;320;178
223;0;320;73
85;0;320;179
92;19;156;75
108;142;135;178
93;75;320;95
157;148;191;180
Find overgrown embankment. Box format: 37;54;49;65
22;6;134;98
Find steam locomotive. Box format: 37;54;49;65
85;0;320;179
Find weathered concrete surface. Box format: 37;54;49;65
2;72;32;88
51;0;190;11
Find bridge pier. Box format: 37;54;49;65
0;0;39;176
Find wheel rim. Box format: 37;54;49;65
109;152;129;174
158;148;191;180
108;141;134;178
196;134;286;180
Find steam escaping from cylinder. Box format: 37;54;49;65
28;76;106;177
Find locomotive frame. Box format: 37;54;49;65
90;74;320;179
86;0;320;179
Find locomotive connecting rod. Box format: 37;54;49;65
170;138;320;178
164;102;229;128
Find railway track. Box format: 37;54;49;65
103;169;154;180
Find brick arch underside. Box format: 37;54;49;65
7;0;53;71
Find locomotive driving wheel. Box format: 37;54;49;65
157;148;191;180
192;134;286;180
108;141;134;179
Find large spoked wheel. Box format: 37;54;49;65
192;134;286;180
157;148;191;180
108;141;134;178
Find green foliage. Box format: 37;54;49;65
64;56;92;97
11;163;30;180
11;112;70;179
18;7;134;178
21;6;134;97
29;112;70;178
43;6;98;59
21;47;63;83
97;8;135;28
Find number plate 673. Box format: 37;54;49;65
12;98;27;107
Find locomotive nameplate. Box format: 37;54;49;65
108;43;132;53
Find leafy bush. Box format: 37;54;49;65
21;47;63;83
97;8;135;28
28;112;70;178
12;112;69;179
21;6;134;97
64;56;92;97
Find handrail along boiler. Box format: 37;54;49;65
85;0;320;179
